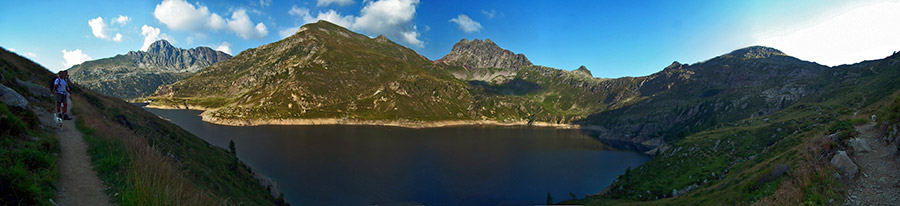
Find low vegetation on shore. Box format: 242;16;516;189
72;86;286;205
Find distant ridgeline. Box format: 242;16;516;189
68;40;231;100
143;20;858;151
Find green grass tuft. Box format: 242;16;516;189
0;103;60;206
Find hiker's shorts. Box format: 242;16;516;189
55;93;67;104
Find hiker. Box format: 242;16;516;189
52;70;72;120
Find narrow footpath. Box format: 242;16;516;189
845;122;900;205
39;104;112;205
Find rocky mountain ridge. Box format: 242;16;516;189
68;40;231;99
127;40;231;72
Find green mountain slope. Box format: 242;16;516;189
149;21;485;125
0;47;280;205
576;46;829;151
0;47;59;205
146;21;656;127
68;40;231;100
565;51;900;205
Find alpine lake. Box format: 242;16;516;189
144;107;649;206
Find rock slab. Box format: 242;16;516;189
831;150;859;179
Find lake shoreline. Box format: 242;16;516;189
144;104;584;129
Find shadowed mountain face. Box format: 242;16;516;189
577;47;828;151
68;40;231;100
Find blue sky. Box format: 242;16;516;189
2;0;899;78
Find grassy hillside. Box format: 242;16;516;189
0;47;59;206
147;21;478;122
0;47;281;205
71;79;283;205
564;51;900;205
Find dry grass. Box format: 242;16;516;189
73;95;224;205
754;135;842;206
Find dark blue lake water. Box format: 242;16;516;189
144;108;649;206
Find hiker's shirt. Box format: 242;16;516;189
54;78;69;95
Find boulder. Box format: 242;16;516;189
848;138;872;153
0;83;28;108
830;151;858;179
16;79;51;97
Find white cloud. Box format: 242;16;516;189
226;9;268;39
756;1;900;66
213;41;232;54
114;15;131;25
280;26;302;38
112;33;123;42
89;16;128;42
449;14;482;33
290;6;354;28
154;0;213;30
259;0;272;7
317;0;354;7
289;6;309;17
287;0;424;48
316;10;355;28
140;25;175;51
353;0;418;36
62;49;92;68
9;48;37;58
88;16;109;39
154;0;268;39
481;9;496;19
401;27;423;46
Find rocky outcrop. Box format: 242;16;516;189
726;46;787;59
128;40;231;72
436;39;532;71
0;83;28;108
571;65;593;77
831;150;859;179
68;40;231;99
15;79;50;97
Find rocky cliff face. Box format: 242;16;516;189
437;39;532;71
68;40;231;99
127;40;231;72
572;65;593;77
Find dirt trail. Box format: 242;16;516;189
38;103;113;205
846;122;900;205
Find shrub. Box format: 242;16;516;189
0;103;28;137
848;118;867;126
828;120;856;140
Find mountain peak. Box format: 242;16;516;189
375;34;391;43
664;61;683;70
147;40;175;54
436;38;532;70
572;65;592;77
727;46;786;59
301;20;350;32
